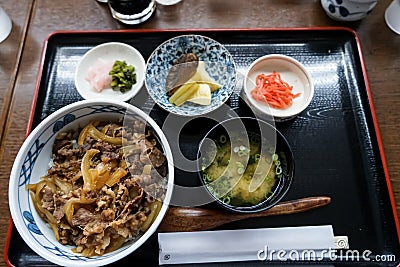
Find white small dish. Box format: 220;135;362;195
385;0;400;35
75;42;145;102
243;54;314;121
0;6;12;43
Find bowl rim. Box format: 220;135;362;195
74;42;146;102
197;116;294;213
144;34;237;117
8;99;174;266
243;54;314;119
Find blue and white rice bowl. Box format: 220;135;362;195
8;99;174;267
145;34;237;116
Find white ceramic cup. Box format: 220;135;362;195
385;0;400;34
0;6;12;43
321;0;378;21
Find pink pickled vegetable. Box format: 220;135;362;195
85;58;113;92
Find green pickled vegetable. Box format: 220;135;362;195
109;60;137;93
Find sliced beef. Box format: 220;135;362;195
72;208;94;226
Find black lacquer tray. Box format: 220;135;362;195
5;28;400;266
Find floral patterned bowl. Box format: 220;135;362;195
145;34;237;117
8;99;174;267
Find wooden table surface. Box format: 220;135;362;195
1;0;399;265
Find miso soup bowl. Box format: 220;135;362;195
197;117;294;213
8;99;174;267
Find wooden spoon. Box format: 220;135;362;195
158;196;331;232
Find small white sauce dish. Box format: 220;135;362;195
75;42;145;102
243;54;314;122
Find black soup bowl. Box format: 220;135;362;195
197;117;294;213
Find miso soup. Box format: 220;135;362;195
202;131;282;207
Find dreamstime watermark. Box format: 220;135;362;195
256;246;397;263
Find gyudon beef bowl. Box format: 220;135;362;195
8;99;174;266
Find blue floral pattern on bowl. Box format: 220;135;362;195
145;34;237;116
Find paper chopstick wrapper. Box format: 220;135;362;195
159;225;335;265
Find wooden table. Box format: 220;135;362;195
1;0;399;265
